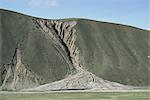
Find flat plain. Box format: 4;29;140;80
0;91;150;100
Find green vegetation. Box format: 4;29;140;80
0;92;150;100
75;19;150;86
0;9;73;85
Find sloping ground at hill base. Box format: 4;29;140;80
23;71;134;91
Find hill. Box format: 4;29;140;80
0;9;149;91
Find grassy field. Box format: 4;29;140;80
0;91;150;100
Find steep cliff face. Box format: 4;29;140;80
0;48;40;90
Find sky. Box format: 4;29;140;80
0;0;149;30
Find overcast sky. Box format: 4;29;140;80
0;0;149;30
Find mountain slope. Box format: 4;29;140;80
0;9;74;88
0;9;149;91
75;19;150;86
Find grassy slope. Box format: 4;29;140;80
75;19;150;86
0;9;73;85
0;9;149;86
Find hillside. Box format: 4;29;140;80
0;9;149;91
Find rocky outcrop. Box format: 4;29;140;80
0;48;40;91
33;19;82;72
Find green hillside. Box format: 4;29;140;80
0;9;74;86
0;9;149;90
75;19;150;86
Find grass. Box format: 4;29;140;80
0;91;150;100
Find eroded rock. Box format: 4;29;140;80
0;48;40;91
33;19;82;72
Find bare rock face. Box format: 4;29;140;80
33;19;82;72
0;48;40;91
